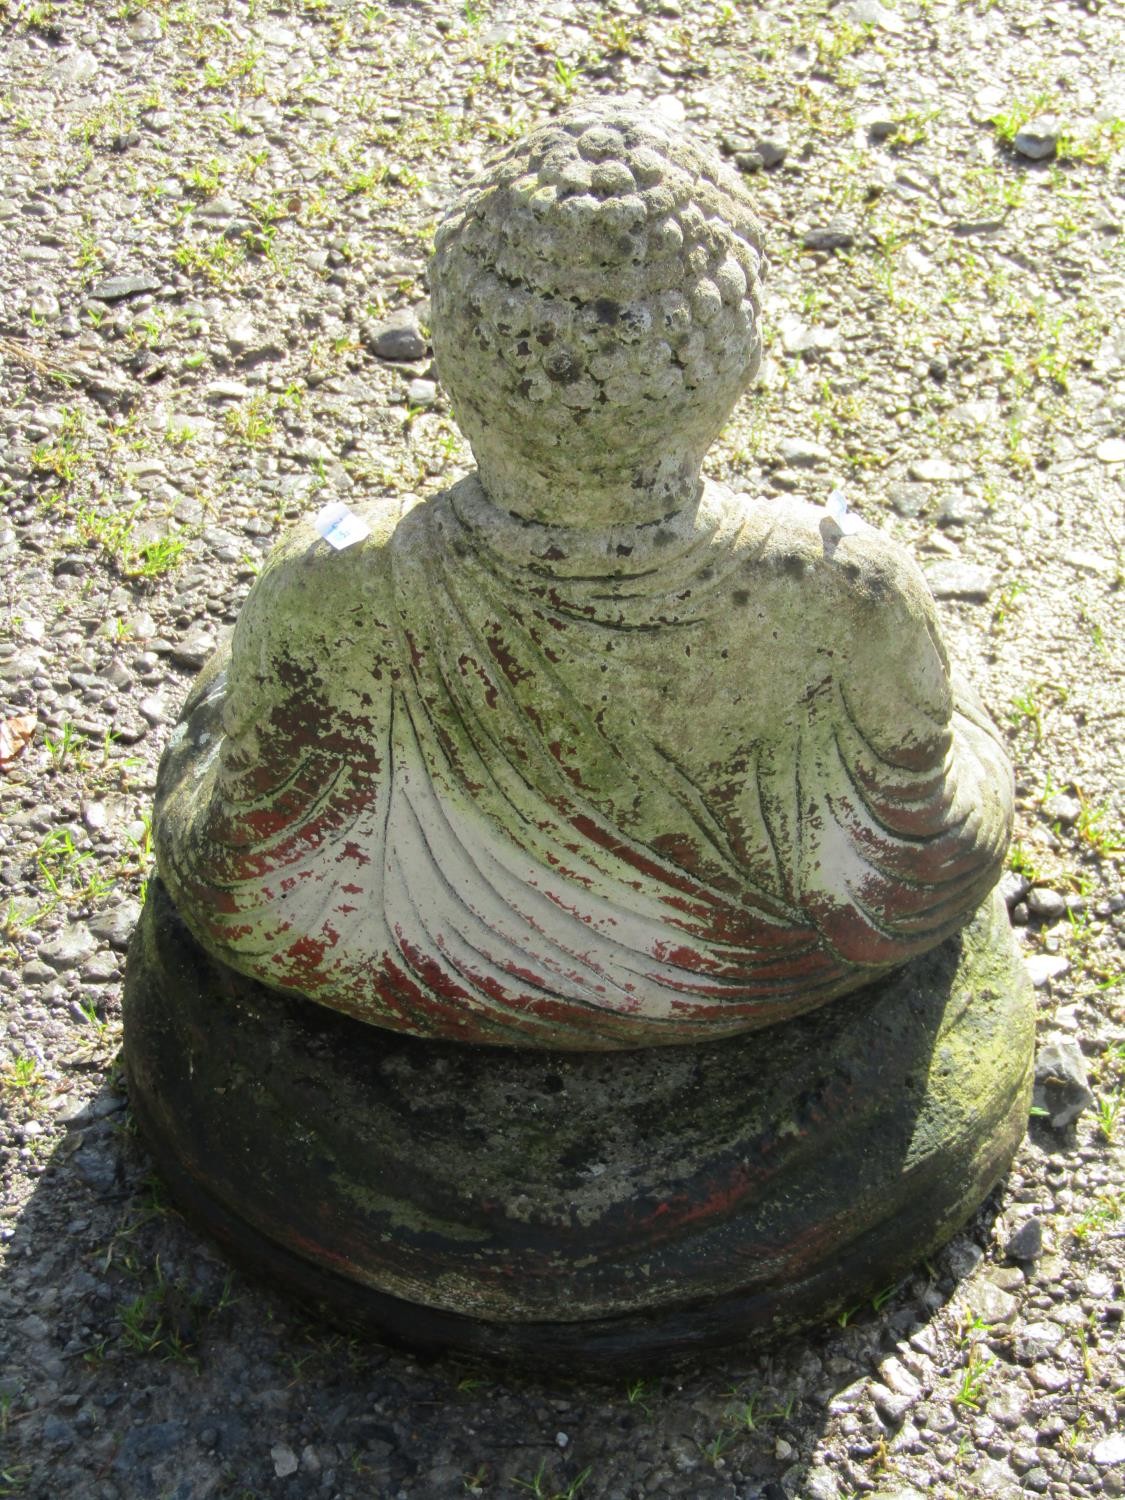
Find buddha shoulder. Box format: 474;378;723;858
227;500;405;682
720;496;953;758
730;495;943;636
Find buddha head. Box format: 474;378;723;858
430;103;766;527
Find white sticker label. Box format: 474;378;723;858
823;488;863;536
314;500;370;550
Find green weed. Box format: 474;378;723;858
1074;802;1123;857
30;409;88;486
1058;117;1125;166
1007;687;1044;745
1007;844;1041;882
952;1345;994;1411
173;236;245;284
43;720;89;772
512;1460;592;1500
1071;1192;1121;1241
72;502;180;580
552;57;581;100
224;396;276;446
624;1377;652;1415
992;579;1026;629
1094;1089;1121;1143
991;91;1055;146
2;1056;44;1093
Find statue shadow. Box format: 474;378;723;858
2;1089;1015;1500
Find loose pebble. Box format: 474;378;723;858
801;219;856;251
923;562;994;601
364;313;427;362
1033;1034;1094;1127
87;274;162;302
1013;117;1061;160
1025;953;1069;987
271;1444;299;1478
1005;1218;1044;1261
1027;887;1067;922
1094;1435;1125;1466
1043;793;1082;826
89;900;141;950
39;925;97;971
909;457;968;483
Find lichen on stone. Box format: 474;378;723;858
431;103;766;525
150;103;1015;1051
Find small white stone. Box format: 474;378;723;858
1096;438;1125;464
961;1279;1019;1327
847;0;906;31
1029;1361;1069;1393
128;611;158;640
49;50;98;87
40;925;97;971
1093;1433;1125;1465
139;695;167;725
827;1377;869;1413
1025;953;1070;988
652;94;686;124
878;1354;923;1399
408;378;438;408
207;380;253;402
255;22;299;47
973;85;1006;123
1013;117;1060;160
128;11;161;42
226;317;257;353
29;292;60;321
83;801;108;832
870;1381;914;1427
1043;794;1081;826
271;1444;299;1478
778;437;831;468
1063;548;1116;577
909;457;968;482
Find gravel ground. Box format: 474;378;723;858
1;1;1123;1497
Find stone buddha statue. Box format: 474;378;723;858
152;104;1013;1050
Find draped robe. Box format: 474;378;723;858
154;477;1012;1048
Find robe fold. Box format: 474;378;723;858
154;477;1012;1048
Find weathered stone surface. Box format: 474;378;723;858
124;881;1034;1366
151;104;1014;1049
430;105;766;526
90;898;141;950
153;474;1013;1045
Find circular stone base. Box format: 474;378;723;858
123;879;1033;1370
